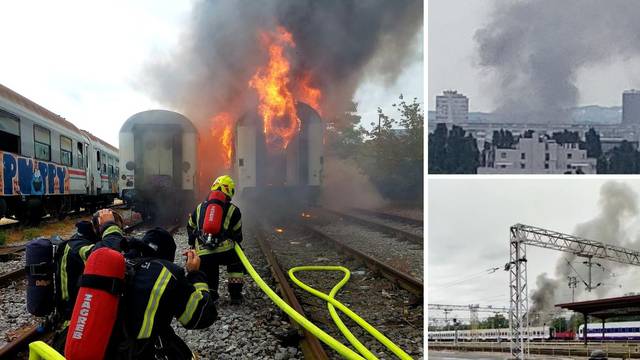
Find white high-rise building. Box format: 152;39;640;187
622;89;640;126
435;90;469;123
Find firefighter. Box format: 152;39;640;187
99;226;218;359
51;209;127;351
187;175;245;304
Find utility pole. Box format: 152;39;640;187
568;276;577;302
582;257;602;292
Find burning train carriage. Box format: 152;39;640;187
234;102;323;205
0;84;118;223
428;326;553;342
119;110;197;221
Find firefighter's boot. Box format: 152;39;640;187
228;280;243;305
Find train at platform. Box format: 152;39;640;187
429;321;640;342
0;84;119;224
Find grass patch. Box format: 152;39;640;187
22;228;41;242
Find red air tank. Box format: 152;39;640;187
65;247;125;360
202;190;227;235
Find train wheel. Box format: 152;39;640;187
18;198;43;226
0;199;6;219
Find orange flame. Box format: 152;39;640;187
249;26;300;150
210;112;234;169
296;72;322;115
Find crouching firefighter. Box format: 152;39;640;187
24;209;127;352
67;226;217;360
187;175;245;304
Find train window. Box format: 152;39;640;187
34;125;51;161
97;150;101;170
239;158;244;167
0;109;20;153
60;136;73;166
77;142;84;169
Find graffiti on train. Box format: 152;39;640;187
0;151;71;196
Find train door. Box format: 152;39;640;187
96;149;102;194
140;130;174;186
84;143;90;193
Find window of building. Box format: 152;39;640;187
567;153;573;159
60;135;73;166
0;109;20;153
501;152;507;159
34;125;51;161
545;153;550;161
521;153;526;160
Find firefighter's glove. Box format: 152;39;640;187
184;249;201;273
93;209;124;235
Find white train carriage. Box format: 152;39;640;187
235;102;323;204
428;326;551;342
0;84;118;223
118;110;197;220
578;321;640;340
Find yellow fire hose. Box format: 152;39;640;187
235;246;414;359
29;244;413;360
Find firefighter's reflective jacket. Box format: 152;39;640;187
54;222;127;321
186;200;243;255
104;256;217;358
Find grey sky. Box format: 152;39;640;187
0;1;423;147
429;178;640;322
428;0;640;112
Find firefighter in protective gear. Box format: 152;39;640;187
187;175;245;304
103;227;218;359
51;209;128;352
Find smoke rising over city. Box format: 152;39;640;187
530;181;640;322
141;0;422;125
475;0;640;121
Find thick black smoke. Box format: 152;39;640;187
529;181;639;324
475;0;640;121
140;0;423;124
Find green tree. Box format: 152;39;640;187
584;128;602;158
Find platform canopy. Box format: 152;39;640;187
556;294;640;319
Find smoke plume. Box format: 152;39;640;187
475;0;640;120
138;0;422;194
530;181;640;323
140;0;422;129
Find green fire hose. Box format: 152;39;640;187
235;246;414;359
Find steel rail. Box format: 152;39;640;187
352;208;423;227
301;224;423;298
322;208;423;247
253;225;329;360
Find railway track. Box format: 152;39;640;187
0;220;173;359
352;208;423;227
320;208;423;246
255;219;423;359
301;223;423;299
0;203;127;231
253;224;329;360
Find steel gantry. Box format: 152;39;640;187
507;223;640;359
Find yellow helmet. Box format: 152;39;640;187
211;175;235;198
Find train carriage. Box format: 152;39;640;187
234;102;323;205
118;110;197;221
0;84;118;223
